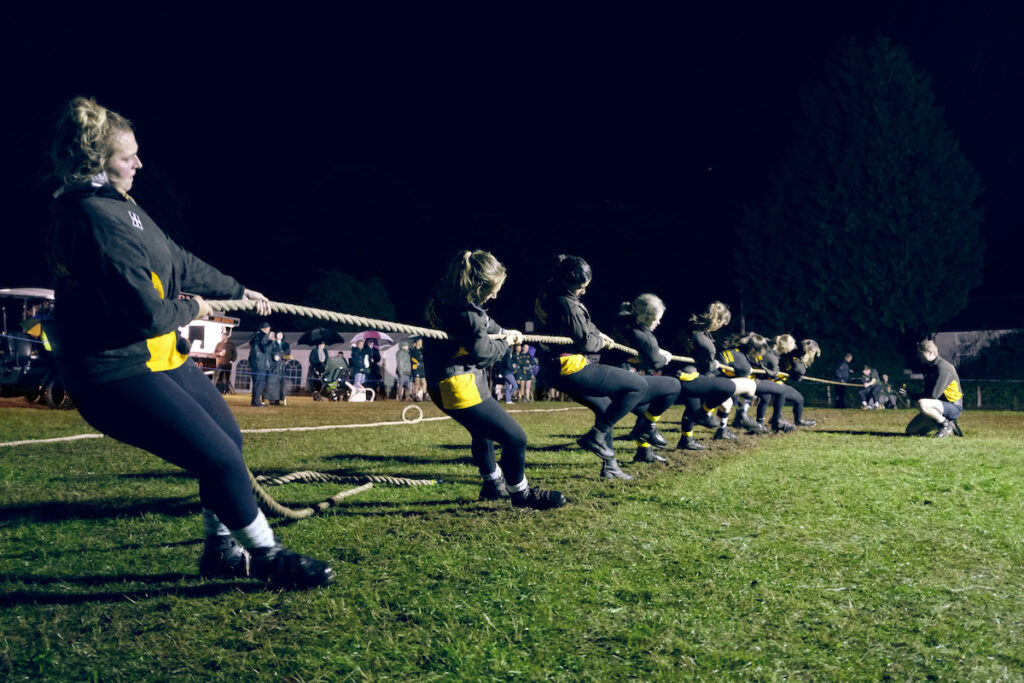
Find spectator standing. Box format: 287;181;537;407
395;340;414;400
266;330;290;405
410;337;426;401
308;340;328;388
213;331;237;394
351;339;369;390
835;352;852;408
248;322;272;407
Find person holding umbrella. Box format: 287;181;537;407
45;96;332;588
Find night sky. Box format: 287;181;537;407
3;2;1022;333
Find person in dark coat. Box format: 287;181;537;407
266;330;290;405
45;96;331;588
835;352;853;408
424;249;565;509
248;322;272;406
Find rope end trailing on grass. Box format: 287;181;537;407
249;469;439;520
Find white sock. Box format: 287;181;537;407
507;477;529;494
201;508;230;538
229;510;276;549
483;467;503;481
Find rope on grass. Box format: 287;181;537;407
249;470;438;520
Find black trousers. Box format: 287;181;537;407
634;374;681;419
676;374;735;430
754;379;787;425
432;395;528;486
70;360;258;530
543;362;647;434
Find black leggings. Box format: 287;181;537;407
780;383;806;422
676;375;735;430
70;360;258;530
634;375;681;419
545;362;647;434
433;395;527;486
754;379;786;424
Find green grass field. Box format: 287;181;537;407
1;396;1022;681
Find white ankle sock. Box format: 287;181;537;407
507;477;529;494
229;510;276;549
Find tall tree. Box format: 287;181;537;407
737;36;983;346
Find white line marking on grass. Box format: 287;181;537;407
0;406;587;446
0;433;105;448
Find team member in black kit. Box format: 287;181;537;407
424;250;566;509
534;255;648;480
671;302;737;450
716;335;766;435
46;97;332;588
905;339;964;437
746;333;793;433
603;293;681;464
777;337;820;427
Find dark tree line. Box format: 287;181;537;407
737;36;984;358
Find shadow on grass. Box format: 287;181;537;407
0;573;270;606
0;495;200;524
815;429;906;438
325;451;472;466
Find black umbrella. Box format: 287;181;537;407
296;327;346;346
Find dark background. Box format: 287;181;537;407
3;2;1021;334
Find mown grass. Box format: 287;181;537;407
1;396;1022;681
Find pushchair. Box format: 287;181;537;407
311;360;350;402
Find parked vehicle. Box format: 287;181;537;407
0;287;71;409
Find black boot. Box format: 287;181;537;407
713;425;739;440
199;536;251;580
577;428;615;459
629;419;667;449
773;419;795;433
677;435;706;451
600;457;633;480
479;477;511;501
510;486;568;509
250;544;335;589
692;410;721;430
633;445;667;463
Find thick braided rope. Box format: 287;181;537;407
207;297;853;385
204;298;687;361
249;470;438;519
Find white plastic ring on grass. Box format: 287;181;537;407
402;405;424;423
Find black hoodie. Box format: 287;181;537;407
47;184;244;389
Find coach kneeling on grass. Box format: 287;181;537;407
905;339;964;438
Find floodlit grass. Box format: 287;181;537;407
1;396;1022;680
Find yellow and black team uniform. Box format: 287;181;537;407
923;354;964;420
748;349;791;431
716;346;764;433
46;182;259;530
423;293;530;486
670;327;736;445
778;351;815;426
534;279;647;462
602;316;681;456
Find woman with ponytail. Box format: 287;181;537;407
424;250;566;509
46;97;332;588
534;255;648;480
602;293;680;464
